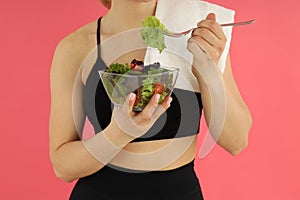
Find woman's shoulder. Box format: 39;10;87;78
51;18;100;83
56;19;99;54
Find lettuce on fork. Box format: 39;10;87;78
140;16;167;53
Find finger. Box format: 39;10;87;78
160;95;172;110
197;20;225;41
187;39;213;61
206;13;216;21
187;39;207;59
188;36;220;63
192;27;220;48
139;93;160;120
152;96;172;120
122;93;136;114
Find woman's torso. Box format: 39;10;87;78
75;19;200;171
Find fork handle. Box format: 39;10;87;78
221;19;256;27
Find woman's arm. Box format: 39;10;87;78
49;34;171;182
49;37;136;182
188;13;252;155
193;53;252;155
222;54;252;155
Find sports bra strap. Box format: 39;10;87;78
96;17;102;57
94;17;107;71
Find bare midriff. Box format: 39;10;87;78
109;135;198;171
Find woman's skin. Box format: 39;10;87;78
49;0;252;182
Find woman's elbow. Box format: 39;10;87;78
229;116;252;156
52;166;76;183
50;155;77;183
228;136;248;156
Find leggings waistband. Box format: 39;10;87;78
72;159;202;199
104;159;195;174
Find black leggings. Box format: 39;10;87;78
70;160;204;200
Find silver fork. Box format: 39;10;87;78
162;19;256;37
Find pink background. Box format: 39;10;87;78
1;0;299;199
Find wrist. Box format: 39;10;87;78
192;65;224;86
103;123;135;148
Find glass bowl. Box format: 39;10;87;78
98;66;179;112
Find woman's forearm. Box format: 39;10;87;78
50;125;135;182
194;68;252;155
185;11;252;155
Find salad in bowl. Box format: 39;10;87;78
99;59;179;112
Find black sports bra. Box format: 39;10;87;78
83;17;203;142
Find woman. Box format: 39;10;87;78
49;0;252;199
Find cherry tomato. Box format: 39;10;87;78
130;63;136;69
132;65;143;72
154;82;164;94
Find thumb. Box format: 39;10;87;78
187;38;206;55
206;13;216;21
187;39;215;66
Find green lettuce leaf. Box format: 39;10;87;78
140;16;168;53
